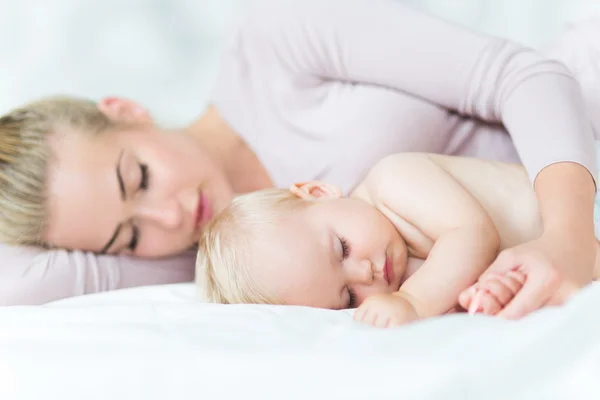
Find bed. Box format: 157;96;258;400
1;282;599;399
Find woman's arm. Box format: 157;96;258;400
0;244;195;306
243;0;598;305
246;0;596;185
534;162;596;282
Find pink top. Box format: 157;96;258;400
1;0;598;305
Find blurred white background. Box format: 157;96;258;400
1;0;599;125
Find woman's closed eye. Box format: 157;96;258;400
128;224;140;252
124;163;148;253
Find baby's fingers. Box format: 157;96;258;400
354;306;377;326
374;315;392;329
479;277;517;306
479;289;504;315
353;305;367;322
481;270;525;294
468;289;503;315
459;285;478;310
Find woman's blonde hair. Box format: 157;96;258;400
0;96;120;246
196;188;312;305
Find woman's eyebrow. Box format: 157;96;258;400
116;150;127;201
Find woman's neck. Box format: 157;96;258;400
185;106;273;193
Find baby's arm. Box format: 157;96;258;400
358;154;501;326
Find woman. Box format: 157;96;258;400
0;0;597;314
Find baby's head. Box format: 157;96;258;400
197;181;408;309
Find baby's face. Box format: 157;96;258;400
250;197;408;309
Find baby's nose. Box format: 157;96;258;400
349;259;374;285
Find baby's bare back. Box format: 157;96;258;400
426;154;542;250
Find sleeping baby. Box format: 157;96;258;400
195;152;600;328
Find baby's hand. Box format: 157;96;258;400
354;293;419;328
459;270;526;316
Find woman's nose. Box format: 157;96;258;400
347;258;374;285
136;199;183;229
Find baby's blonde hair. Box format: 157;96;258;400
0;96;121;246
196;188;313;305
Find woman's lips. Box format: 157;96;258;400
384;255;394;285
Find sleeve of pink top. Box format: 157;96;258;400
246;0;598;185
0;244;195;306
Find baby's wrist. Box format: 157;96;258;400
392;290;422;319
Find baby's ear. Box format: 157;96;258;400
289;181;342;200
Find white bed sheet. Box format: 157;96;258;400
1;282;599;400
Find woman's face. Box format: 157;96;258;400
45;98;234;257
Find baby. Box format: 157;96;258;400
196;152;600;328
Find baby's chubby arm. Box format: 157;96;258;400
362;153;501;322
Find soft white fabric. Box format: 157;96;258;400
1;282;599;400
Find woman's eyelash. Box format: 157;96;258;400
347;287;357;308
339;237;350;259
139;163;149;190
128;225;139;252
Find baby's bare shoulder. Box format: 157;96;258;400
366;153;525;192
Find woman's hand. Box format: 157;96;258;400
459;269;526;316
460;233;587;319
479;161;598;319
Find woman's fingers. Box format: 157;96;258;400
465;269;527;316
496;264;560;319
